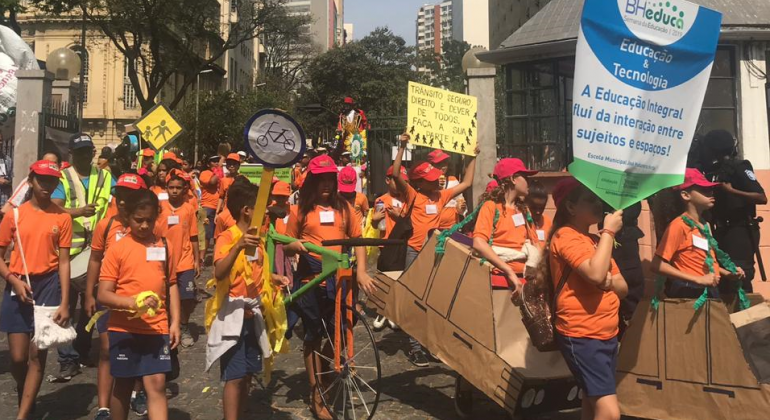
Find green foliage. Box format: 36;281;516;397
416;39;472;94
175;88;293;161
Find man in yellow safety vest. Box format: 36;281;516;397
51;133;115;381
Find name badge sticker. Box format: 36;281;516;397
116;232;126;242
693;235;709;251
512;213;526;227
147;247;166;261
157;192;169;201
537;229;546;241
283;216;289;224
246;247;260;262
319;210;335;224
168;215;180;226
425;204;438;215
392;199;403;208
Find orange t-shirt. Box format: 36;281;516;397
438;207;459;230
214;208;236;238
473;201;538;274
550;226;621;340
286;203;362;256
150;185;168;201
273;205;294;235
199;170;220;210
214;227;263;300
92;217;167;253
219;177;235;199
0;201;72;276
375;193;409;239
100;235;178;335
403;184;453;250
656;215;719;277
159;199;199;272
105;199;118;220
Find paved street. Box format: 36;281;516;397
0;271;581;420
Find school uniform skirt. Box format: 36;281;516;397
108;332;171;378
0;271;61;334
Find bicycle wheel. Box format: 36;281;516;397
257;135;268;147
284;138;296;151
314;305;381;420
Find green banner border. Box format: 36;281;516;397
568;158;685;210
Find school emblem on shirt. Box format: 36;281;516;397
52;226;59;235
745;169;757;181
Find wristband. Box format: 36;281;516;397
599;229;616;238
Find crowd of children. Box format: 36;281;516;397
0;126;765;420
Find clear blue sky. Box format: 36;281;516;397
346;0;435;45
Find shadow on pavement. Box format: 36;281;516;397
33;383;96;420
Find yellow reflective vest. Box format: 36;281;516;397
60;166;113;255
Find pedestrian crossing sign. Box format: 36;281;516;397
135;104;185;151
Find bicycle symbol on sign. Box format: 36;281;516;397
257;121;296;151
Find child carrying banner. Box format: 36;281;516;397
0;161;72;420
97;189;181;420
651;168;745;303
207;181;289;420
537;177;627;420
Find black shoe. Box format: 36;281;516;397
51;362;80;383
408;349;429;367
454;377;472;418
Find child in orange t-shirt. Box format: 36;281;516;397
216;153;241;214
373;165;409;240
270;181;293;235
150;158;180;202
86;173;151;418
337;166;368;228
0;161;72;420
542;178;627;420
98;189;181;420
652;168;745;300
162;169;201;348
284;155;375;420
210;180;289;420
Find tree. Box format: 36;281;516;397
32;0;292;113
417;39;472;93
0;0;23;33
259;11;316;93
298;27;418;136
175;88;293;160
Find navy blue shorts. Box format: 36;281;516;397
109;332;171;378
177;270;196;301
96;303;110;335
205;207;216;241
220;317;263;381
0;271;62;334
555;333;618;398
666;279;720;299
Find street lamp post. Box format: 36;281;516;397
195;69;214;165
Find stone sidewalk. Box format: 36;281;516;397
0;273;582;420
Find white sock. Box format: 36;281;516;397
131;390;137;399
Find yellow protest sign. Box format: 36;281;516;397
407;81;478;156
134;104;185;151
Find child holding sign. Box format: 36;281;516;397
98;190;180;420
392;134;477;367
539;177;627;420
651;168;745;299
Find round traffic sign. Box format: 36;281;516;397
243;109;306;168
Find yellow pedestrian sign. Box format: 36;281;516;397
135;104;185;151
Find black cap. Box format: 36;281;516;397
702;129;736;156
99;146;113;159
69;133;94;150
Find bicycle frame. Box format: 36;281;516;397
265;226;355;372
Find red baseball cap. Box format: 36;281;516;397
344;97;355;104
409;162;442;182
226;153;241;162
272;181;292;197
493;158;538;181
485;179;499;193
115;173;147;190
386;165;408;180
675;168;718;191
30;160;62;178
61;161;71;169
427;150;450;165
552;177;582;208
142;148;155;158
338;166;358;193
308;155;338;175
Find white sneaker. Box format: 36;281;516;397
388;320;400;330
372;315;387;331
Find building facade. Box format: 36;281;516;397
285;0;344;52
416;1;453;55
451;0;489;49
220;0;259;93
344;22;354;44
480;0;770;292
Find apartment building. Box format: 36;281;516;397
416;1;453;55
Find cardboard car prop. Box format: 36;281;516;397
369;235;581;418
369;233;770;420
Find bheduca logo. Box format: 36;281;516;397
625;0;686;29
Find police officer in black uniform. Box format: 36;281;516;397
699;129;767;293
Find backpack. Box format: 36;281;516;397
518;267;571;352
